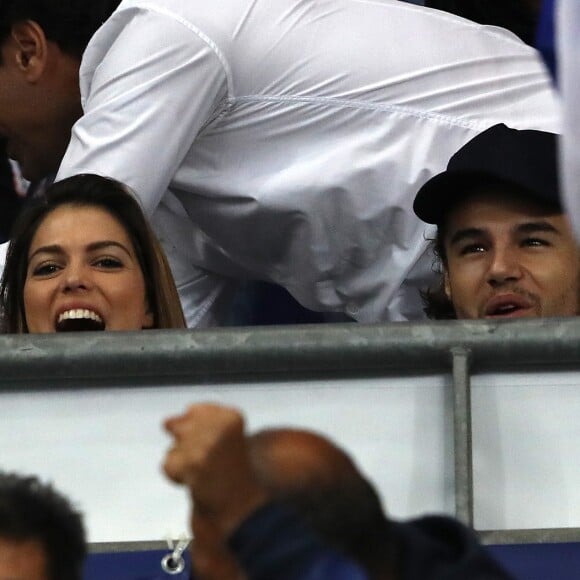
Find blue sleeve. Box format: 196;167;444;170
537;0;557;80
228;502;368;580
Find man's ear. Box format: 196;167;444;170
10;20;48;82
443;269;451;300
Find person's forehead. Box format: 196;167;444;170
0;537;48;580
29;204;133;251
443;188;562;237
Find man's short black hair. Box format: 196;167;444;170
0;0;121;60
0;471;86;580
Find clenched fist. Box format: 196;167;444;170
163;403;269;536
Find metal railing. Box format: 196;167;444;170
1;316;580;548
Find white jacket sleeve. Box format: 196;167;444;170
57;5;229;214
55;6;232;328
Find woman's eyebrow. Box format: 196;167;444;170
86;240;134;258
28;240;134;262
28;244;65;262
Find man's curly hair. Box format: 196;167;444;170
420;225;457;320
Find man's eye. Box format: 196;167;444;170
31;263;60;277
523;237;549;247
459;243;486;256
94;257;123;269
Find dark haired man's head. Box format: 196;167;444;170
0;0;121;60
435;187;579;320
419;177;566;320
249;429;395;579
414;126;580;320
191;428;395;580
0;472;86;580
0;1;120;181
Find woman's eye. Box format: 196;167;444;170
94;257;123;269
31;263;60;277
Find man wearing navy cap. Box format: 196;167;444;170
413;124;580;320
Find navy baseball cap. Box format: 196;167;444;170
413;124;561;225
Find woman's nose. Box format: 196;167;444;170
60;262;91;292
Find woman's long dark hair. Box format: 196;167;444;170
0;174;185;332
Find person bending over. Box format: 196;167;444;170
0;0;557;327
413;124;580;320
0;174;185;332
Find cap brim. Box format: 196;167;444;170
413;172;481;225
413;170;561;226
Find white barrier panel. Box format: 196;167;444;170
0;375;452;543
2;369;580;543
473;371;580;530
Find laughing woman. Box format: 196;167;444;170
0;174;186;332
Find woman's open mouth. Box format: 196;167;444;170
55;309;105;332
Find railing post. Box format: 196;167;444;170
451;346;473;527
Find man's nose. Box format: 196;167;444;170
486;247;522;287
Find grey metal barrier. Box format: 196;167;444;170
1;316;580;548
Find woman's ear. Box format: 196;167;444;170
142;309;155;330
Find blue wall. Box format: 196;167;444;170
84;543;580;580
